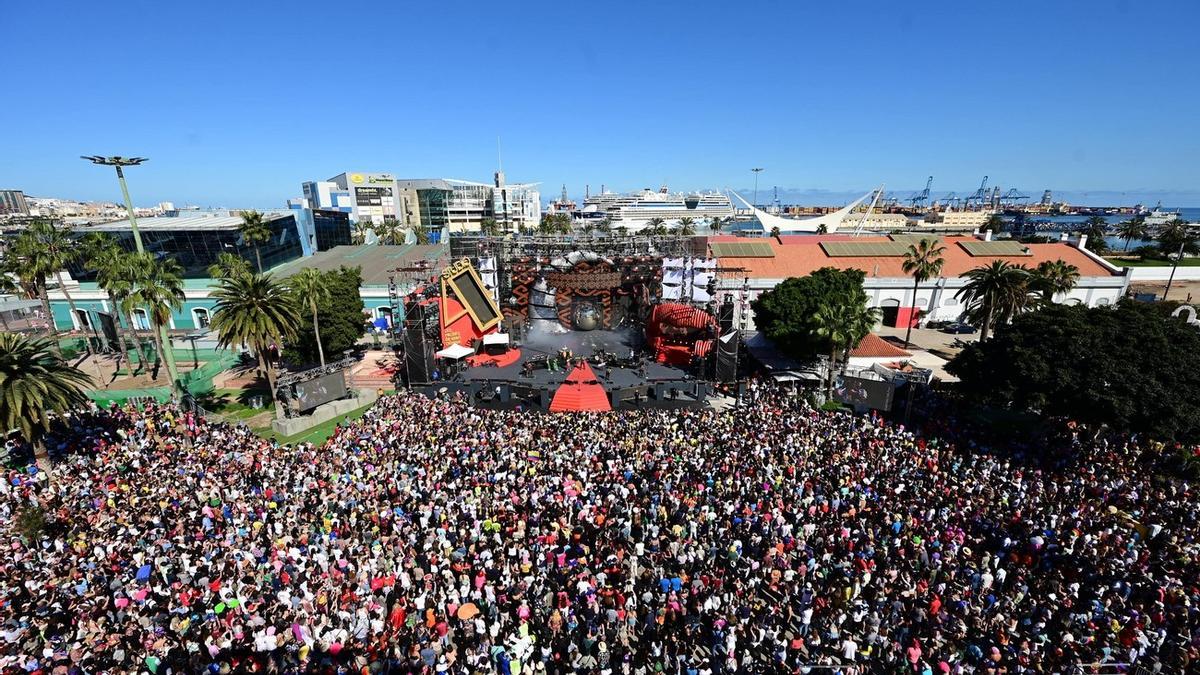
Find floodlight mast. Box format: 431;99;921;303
81;155;147;253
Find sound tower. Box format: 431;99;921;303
403;300;435;385
718;298;735;333
715;329;739;382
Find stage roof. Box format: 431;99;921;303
271;244;447;286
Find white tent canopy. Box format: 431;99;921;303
482;333;510;347
730;189;874;233
435;344;474;360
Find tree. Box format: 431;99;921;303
954;261;1032;341
900;237;946;346
816;223;829;235
948;301;1200;443
10;221;85;347
411;222;431;245
288;268;332;366
1030;259;1080;304
0;273;20;332
1157;218;1198;257
101;252;155;376
80;233;137;374
752;267;871;360
238;210;273;272
596;216;614;234
373;217;403;245
708;216;725;233
479;217;501;236
283;266;366;366
0;332;90;469
677;217;696;235
981;213;1006;234
1078;215;1110;254
132;255;185;384
812;299;880;400
210;273;300;415
646;217;667;236
539;213;573;235
769;226;781;240
1115;216;1148;253
351;220;372;245
207;251;252;280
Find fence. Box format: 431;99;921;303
85;350;241;407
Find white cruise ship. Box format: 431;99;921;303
579;185;734;229
1143;203;1182;226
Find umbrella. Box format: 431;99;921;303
456;603;480;620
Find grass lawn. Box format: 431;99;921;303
1105;257;1200;267
194;388;272;422
267;403;375;446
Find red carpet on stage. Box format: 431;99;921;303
466;348;522;368
549;362;612;412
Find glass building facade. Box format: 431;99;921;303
312;209;352;251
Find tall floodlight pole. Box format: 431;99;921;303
81;156;148;253
81;155;181;394
751;168;764;209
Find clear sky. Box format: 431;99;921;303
3;0;1198;207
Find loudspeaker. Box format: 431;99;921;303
715;330;739;382
403;330;433;384
718;299;735;333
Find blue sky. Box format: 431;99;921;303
2;0;1198;207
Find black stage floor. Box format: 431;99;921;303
420;329;708;410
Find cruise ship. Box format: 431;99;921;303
578;185;735;229
1143;202;1182;226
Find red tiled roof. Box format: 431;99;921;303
849;333;912;359
710;235;1120;279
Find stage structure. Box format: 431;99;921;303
276;355;355;418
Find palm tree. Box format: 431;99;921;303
812;300;880;400
677;217;696;236
133;255;185;384
238;210;274;272
1076;215;1110;254
900;238;946;347
207;251;252;280
479;217;501;237
982;214;1006;234
955;261;1032;341
80;233;137;374
1031;260;1080;304
0;273;20;332
596;216;614;234
210;273;300;416
411;222;431;245
646;217;667;236
1157;218;1198;257
10;221;85;348
289;268;331;366
769;226;781;240
0;332;90;470
708;217;725;234
1115;216;1148;253
373;218;404;245
816;224;829;235
351;220;372;245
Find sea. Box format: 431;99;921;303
1027;208;1200;251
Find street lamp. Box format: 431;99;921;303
751;168;764;209
81;155;147;253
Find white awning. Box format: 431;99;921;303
435;344;474;360
482;333;510;346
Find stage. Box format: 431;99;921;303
420;327;709;411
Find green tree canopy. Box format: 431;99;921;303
0;333;90;446
751;267;870;359
282;266;366;365
948;301;1200;443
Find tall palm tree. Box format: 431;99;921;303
646;217;667;236
80;233;137;374
708;216;725;234
955;261;1032;341
207;251;252;280
769;226;781;240
816;224;829;235
0;273;20;333
351;220;372;245
1115;216;1148;253
411;222;430;245
597;216;614;234
210;273;300;415
289;268;331;366
982;214;1006;234
1157;217;1198;256
373;218;404;245
10;221;86;348
900;238;946;347
238;210;274;272
677;217;696;236
0;332;90;470
1078;215;1110;254
812;300;880;400
1031;259;1080;304
133;255;185;384
479;217;501;237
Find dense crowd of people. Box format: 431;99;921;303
2;385;1198;674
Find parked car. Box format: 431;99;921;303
941;322;977;334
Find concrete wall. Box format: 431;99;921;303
1126;266;1200;282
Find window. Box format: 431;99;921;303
192;308;211;329
132;309;150;330
74;309;92;329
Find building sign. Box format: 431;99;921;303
355;186;393;206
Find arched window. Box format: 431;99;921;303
132;309;150;331
192;307;211;329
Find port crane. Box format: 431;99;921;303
938;192;960;209
1000;188;1030;206
907;176;933;208
964;176;990;208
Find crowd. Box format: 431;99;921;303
2;384;1199;674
